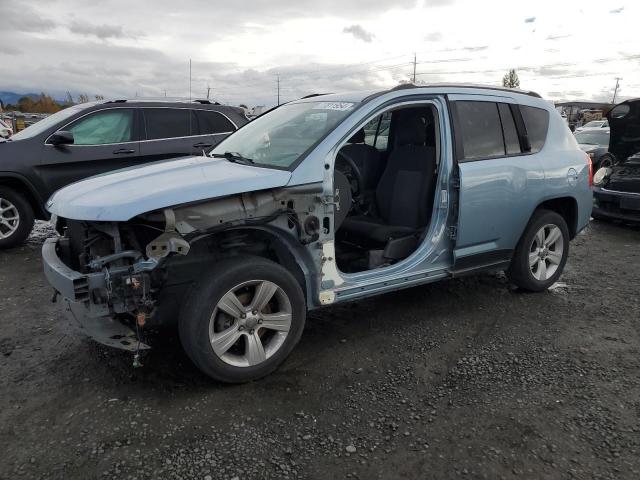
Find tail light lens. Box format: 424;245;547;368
586;153;593;187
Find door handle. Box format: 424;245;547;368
193;142;213;149
113;148;135;154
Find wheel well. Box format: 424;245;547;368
0;177;46;220
536;197;578;239
195;228;311;302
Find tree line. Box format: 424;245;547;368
2;92;105;114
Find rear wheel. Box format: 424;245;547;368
507;209;569;292
0;187;34;249
179;256;306;383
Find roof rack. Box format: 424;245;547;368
389;83;542;98
104;98;222;105
299;93;331;99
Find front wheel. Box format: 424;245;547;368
0;186;34;249
507;209;570;292
179;256;306;383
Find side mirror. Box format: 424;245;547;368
49;130;74;146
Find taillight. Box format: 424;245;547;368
586;153;593;187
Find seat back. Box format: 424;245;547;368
339;129;384;190
375;113;437;229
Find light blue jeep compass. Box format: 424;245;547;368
42;84;593;382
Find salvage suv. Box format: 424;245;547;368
42;85;592;383
0;99;247;248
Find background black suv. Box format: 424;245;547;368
0;99;247;248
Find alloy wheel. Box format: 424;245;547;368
208;280;292;367
528;224;564;281
0;198;20;240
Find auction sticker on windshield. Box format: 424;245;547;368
313;102;355;111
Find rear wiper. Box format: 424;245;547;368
211;151;255;165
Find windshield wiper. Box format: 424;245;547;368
211;151;255;165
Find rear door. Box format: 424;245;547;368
193;109;238;153
450;96;546;272
38;107;140;193
139;107;198;163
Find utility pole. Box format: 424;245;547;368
612;77;622;103
412;53;417;83
277;74;280;106
206;84;211;100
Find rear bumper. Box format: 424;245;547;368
593;187;640;222
42;237;150;351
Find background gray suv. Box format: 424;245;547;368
0;99;247;248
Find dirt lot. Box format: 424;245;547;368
1;220;639;480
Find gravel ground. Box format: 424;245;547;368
1;220;639;479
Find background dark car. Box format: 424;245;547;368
574;129;614;169
0;99;247;248
592;98;640;223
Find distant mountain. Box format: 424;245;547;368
0;91;41;106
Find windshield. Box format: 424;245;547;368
210;101;357;168
575;131;609;146
10;104;88;140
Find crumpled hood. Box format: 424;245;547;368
47;156;292;221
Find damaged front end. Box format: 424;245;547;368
43;213;183;352
43;184;324;353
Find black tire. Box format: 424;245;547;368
0;186;34;249
179;256;306;383
507;209;570;292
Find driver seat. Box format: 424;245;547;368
339;112;437;248
339;129;383;190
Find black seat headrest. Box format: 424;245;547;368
396;113;427;146
348;129;366;144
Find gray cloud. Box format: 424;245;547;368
610;6;624;14
0;45;22;56
2;3;56;33
425;32;443;42
462;45;488;52
68;21;137;40
343;25;375;43
524;17;536;23
545;34;572;41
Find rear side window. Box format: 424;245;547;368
67;109;134;145
520;105;549;153
143;108;195;140
498;104;521;155
196;110;235;135
456;101;504;160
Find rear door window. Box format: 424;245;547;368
143;108;195;140
456;101;505;160
195;110;236;135
66;109;135;145
520;105;549;153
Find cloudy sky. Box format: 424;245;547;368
1;0;638;107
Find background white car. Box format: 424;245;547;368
575;120;609;132
0;119;13;139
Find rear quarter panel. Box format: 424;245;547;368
537;107;592;234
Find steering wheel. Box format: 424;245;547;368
336;151;365;203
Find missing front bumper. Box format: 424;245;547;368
66;300;150;351
42;236;153;351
